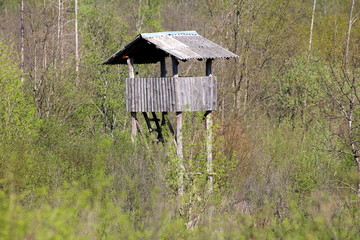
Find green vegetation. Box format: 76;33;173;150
0;0;359;239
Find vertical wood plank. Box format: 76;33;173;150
156;77;160;112
163;78;167;112
213;77;217;110
171;77;176;111
150;78;154;112
132;78;135;111
126;78;129;111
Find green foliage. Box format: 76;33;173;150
0;41;38;141
274;56;325;125
0;0;360;238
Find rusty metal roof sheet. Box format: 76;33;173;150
103;31;238;64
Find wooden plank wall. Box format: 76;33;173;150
126;76;217;112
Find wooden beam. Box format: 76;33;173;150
162;112;175;136
206;59;212;76
131;112;137;142
127;58;134;78
152;112;163;142
172;56;179;77
129;57;136;142
205;111;213;192
176;111;184;196
206;59;214;192
143;112;153;133
172;56;183;195
160;57;166;77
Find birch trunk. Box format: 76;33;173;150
57;0;63;67
345;0;355;67
75;0;80;85
308;0;316;54
20;0;24;82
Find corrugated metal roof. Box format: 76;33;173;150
103;31;238;65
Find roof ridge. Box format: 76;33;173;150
141;31;198;38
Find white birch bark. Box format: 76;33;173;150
345;0;356;67
308;0;316;54
75;0;80;85
21;0;24;82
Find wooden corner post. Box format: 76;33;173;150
127;58;137;142
172;56;184;196
206;59;213;193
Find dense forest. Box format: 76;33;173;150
0;0;359;238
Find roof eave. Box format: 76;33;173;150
102;35;142;65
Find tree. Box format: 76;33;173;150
322;65;360;198
20;0;24;81
0;41;37;140
308;0;317;54
344;0;358;67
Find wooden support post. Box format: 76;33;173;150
173;56;183;195
206;59;213;76
152;112;163;142
160;57;166;77
205;111;213;193
172;56;179;77
162;112;175;136
127;58;134;78
143;112;153;133
206;59;213;193
128;58;136;141
131;112;137;142
176;111;184;196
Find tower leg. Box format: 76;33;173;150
205;111;213;193
176;111;184;196
131;112;137;142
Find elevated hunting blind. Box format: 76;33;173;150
103;31;238;194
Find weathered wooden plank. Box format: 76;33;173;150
172;77;176;111
131;78;135;111
156;78;160;112
161;77;165;112
164;78;168;112
150;78;154;112
125;78;129;111
213;77;216;110
171;77;176;111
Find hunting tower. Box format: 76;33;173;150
103;31;238;194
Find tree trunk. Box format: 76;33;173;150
345;0;355;67
308;0;316;54
75;0;80;85
20;0;24;82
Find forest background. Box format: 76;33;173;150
0;0;359;239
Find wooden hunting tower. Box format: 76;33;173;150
103;31;238;194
